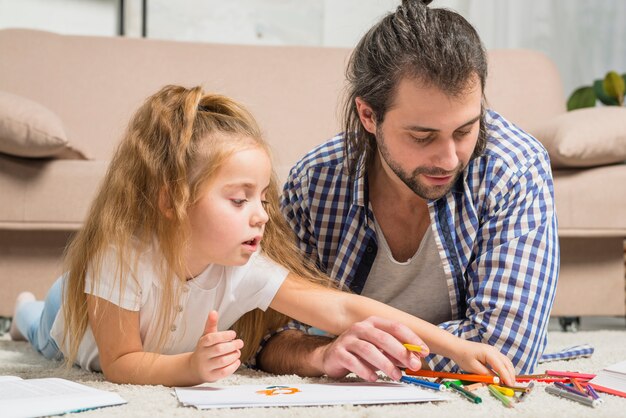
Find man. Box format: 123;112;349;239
257;0;558;379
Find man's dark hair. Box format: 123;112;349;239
343;0;488;176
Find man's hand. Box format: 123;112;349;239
312;316;428;382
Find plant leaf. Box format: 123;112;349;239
594;79;619;105
603;71;625;104
567;86;596;111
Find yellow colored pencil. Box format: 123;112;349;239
492;384;515;397
402;343;423;352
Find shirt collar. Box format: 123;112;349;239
351;152;368;207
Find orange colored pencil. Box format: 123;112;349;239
405;369;500;384
570;377;586;393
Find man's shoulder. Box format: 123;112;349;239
288;134;349;183
478;110;551;177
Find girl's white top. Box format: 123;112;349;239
50;244;288;371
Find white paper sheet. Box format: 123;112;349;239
175;381;449;409
0;376;127;418
589;360;626;396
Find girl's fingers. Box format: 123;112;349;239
203;310;219;336
203;359;242;383
202;339;244;358
200;330;238;347
206;350;242;371
488;352;516;386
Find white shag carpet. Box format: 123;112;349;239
2;330;626;418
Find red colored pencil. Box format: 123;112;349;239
587;382;626;399
544;370;596;380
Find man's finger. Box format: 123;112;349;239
346;338;403;380
330;347;380;382
350;324;422;371
203;310;219;336
360;317;429;355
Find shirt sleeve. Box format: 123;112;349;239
281;167;319;259
427;151;559;374
234;252;289;313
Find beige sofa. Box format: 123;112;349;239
1;29;625;318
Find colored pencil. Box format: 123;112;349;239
570;377;586;394
463;382;485;392
400;375;445;391
554;381;589;398
488;385;514;408
517;382;535;402
449;382;482;404
405;369;500;384
491;384;515;397
544;370;596;380
403;343;423;353
545;385;601;408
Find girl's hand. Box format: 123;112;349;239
189;310;244;383
452;340;516;386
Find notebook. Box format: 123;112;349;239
589;360;626;398
0;376;126;418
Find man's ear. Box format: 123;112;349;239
158;187;175;219
355;97;377;135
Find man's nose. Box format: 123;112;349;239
432;137;460;172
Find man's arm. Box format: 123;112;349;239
257;330;331;377
257;317;427;382
426;149;559;374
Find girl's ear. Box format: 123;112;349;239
158;187;175;219
355;97;377;135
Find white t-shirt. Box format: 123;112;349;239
50;244;288;372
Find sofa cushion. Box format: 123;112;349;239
0;91;86;159
531;107;626;168
0;156;107;228
553;164;626;235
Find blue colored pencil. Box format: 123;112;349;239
400;375;445;391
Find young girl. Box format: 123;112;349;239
11;85;515;387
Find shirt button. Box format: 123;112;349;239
170;324;177;332
366;246;373;253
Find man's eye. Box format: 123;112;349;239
455;130;471;137
411;135;433;143
231;199;248;206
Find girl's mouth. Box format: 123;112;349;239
242;236;261;250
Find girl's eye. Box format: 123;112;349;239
231;199;248;206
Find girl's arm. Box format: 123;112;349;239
88;295;242;386
269;273;516;385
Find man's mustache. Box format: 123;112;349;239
412;165;461;177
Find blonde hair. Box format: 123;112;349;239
62;85;334;366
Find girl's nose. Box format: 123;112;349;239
251;201;269;227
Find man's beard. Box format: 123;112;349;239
376;130;464;201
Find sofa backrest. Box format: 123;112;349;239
0;29;565;177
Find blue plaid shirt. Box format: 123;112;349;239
280;110;559;374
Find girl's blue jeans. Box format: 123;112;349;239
14;276;64;360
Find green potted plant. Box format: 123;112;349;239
567;71;626;110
